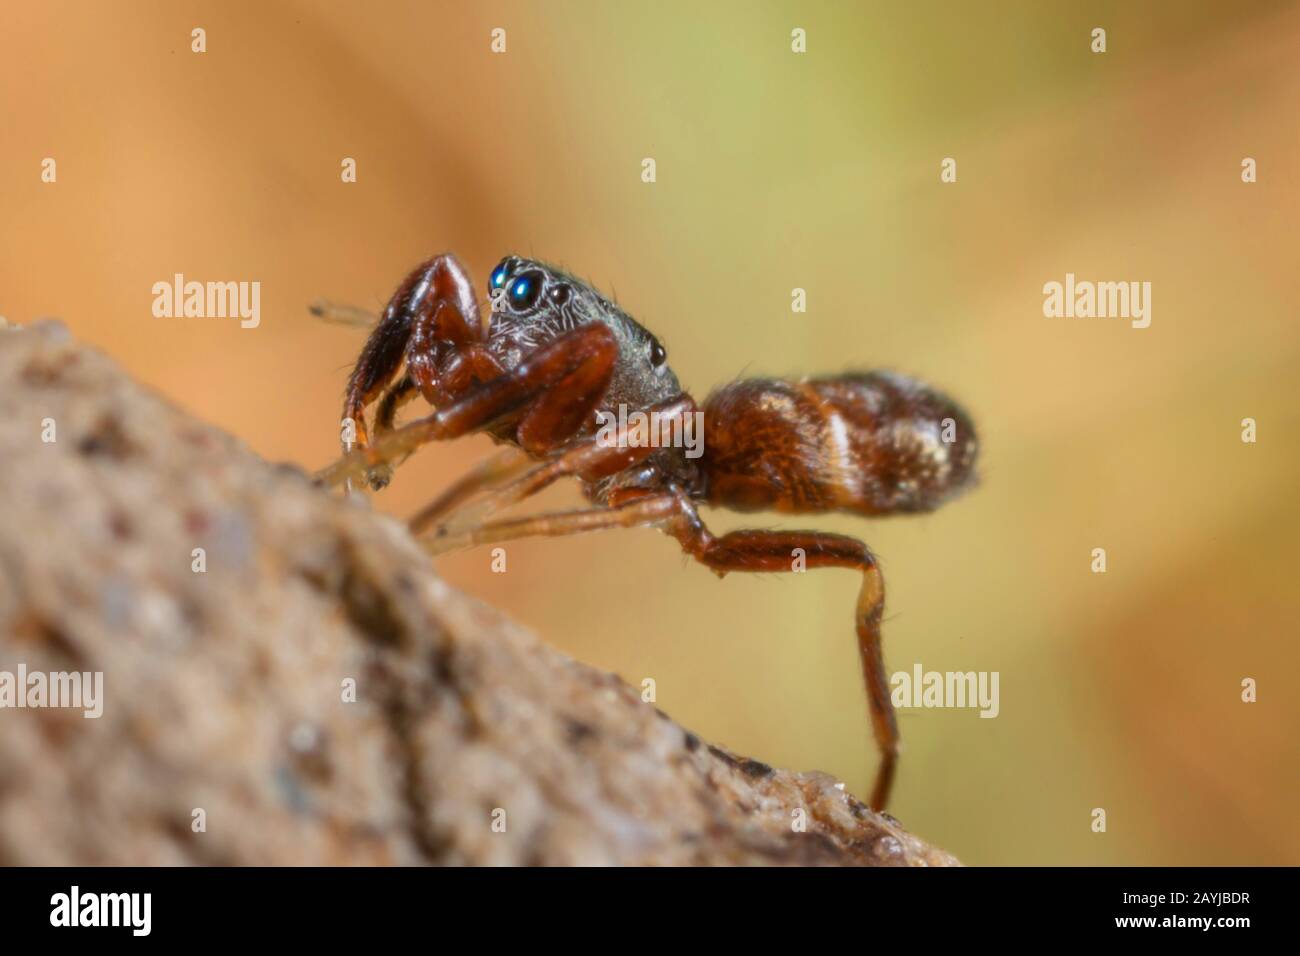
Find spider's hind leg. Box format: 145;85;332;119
663;503;899;811
410;474;899;811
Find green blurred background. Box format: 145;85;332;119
2;1;1296;865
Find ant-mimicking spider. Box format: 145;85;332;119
314;253;979;811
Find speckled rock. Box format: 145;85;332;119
0;321;957;866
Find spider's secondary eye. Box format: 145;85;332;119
508;271;543;309
548;284;571;306
649;337;667;367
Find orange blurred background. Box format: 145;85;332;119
2;0;1297;865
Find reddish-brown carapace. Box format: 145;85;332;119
315;253;979;811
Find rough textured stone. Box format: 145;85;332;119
0;321;957;866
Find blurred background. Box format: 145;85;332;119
2;0;1296;865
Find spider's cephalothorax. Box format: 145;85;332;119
484;257;683;426
318;252;979;811
480;256;700;505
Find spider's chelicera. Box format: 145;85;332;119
316;252;979;811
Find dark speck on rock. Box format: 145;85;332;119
183;509;209;535
708;745;740;769
107;509;133;541
563;717;598;745
77;416;136;459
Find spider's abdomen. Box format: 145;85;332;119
700;372;978;516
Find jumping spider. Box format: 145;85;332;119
315;253;979;811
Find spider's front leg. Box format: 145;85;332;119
336;253;492;490
317;321;619;489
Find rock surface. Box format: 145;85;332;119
0;321;957;866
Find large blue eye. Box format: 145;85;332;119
489;263;509;291
508;271;543;309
